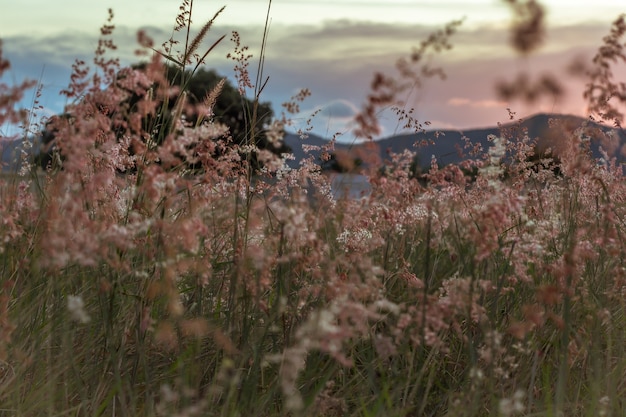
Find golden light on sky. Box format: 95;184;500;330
2;1;625;137
2;0;624;35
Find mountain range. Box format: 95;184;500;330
283;113;626;172
0;137;39;173
3;113;625;173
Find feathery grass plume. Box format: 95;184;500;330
183;5;226;65
227;31;254;95
6;1;626;416
354;19;462;139
495;1;565;108
496;72;564;104
199;77;225;124
0;40;36;129
160;0;226;75
503;0;546;54
582;14;626;127
495;0;565;109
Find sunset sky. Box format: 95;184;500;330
2;0;625;140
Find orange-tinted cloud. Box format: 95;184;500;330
3;16;624;139
448;98;508;109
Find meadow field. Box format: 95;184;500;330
2;1;626;416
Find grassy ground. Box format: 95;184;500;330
2;2;626;416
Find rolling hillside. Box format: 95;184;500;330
3;113;624;173
284;113;626;172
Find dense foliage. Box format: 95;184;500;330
38;64;290;173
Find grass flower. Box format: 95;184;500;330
67;295;91;324
2;1;626;416
499;390;526;417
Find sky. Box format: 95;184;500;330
1;0;625;140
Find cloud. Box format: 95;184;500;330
421;120;459;130
286;99;360;141
447;98;471;106
3;17;622;140
316;99;359;119
1;25;236;116
447;97;508;109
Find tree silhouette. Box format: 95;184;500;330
38;64;290;173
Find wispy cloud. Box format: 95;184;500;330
448;97;508;109
2;17;622;138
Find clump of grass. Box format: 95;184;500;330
2;1;626;416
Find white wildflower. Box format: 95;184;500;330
469;367;484;381
336;227;373;252
405;203;430;222
598;395;610;417
498;389;525;417
265;119;285;147
480;135;506;182
67;295;91;324
488;135;506;164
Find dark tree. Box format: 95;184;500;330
38;64;290;173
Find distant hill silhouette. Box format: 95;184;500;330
284;113;626;172
3;113;624;173
0;137;41;173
